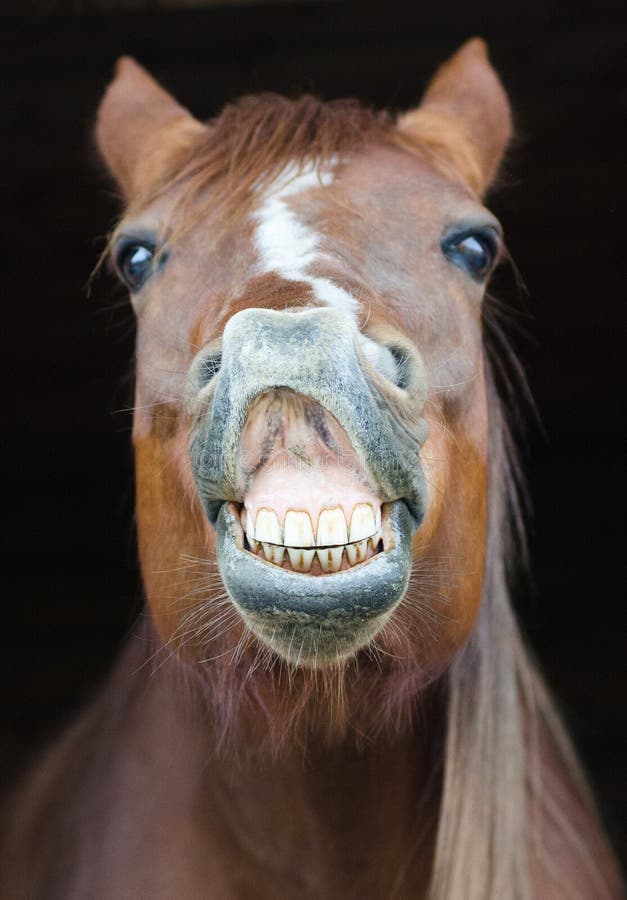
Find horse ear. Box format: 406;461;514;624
398;38;512;196
96;57;207;201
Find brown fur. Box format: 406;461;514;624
1;40;622;900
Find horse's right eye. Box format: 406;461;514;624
115;242;156;292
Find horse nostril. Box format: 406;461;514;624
388;345;411;390
359;335;413;390
198;352;222;388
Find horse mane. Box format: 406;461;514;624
430;311;614;898
122;94;391;234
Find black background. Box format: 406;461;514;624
2;0;625;864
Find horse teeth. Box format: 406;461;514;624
255;508;282;544
346;539;368;566
284;510;315;547
316;508;348;547
245;509;259;552
349;503;376;542
287;547;315;572
249;504;382;571
262;542;285;565
317;546;344;573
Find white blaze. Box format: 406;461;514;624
253;161;358;315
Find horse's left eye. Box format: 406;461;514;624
115;242;156;291
442;230;499;280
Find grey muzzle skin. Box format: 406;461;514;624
188;306;430;665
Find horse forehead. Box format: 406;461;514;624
251;148;468;257
335;144;480;224
251;158;360;316
247;150;469;322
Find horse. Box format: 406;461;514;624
1;39;621;899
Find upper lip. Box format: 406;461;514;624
194;389;427;531
188;309;428;531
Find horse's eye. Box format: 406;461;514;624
116;242;156;291
442;229;499;280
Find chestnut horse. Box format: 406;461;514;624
1;40;621;899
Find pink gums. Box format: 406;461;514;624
242;452;381;532
237;392;382;530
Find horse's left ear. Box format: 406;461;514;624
398;38;512;196
96;56;208;201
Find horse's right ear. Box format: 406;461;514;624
96;57;207;201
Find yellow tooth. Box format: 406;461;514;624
245;509;259;553
316;507;348;547
287;547;315;572
346;539;368;566
245;509;254;536
349;503;376;542
317;546;344;573
284;510;314;547
255;508;282;544
376;506;382;531
370;530;383;551
262;542;285;565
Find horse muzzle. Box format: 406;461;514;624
188;306;429;666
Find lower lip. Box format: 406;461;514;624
215;499;413;606
212;499;415;664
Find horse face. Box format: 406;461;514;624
97;41;510;693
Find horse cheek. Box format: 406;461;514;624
411;423;488;669
445;445;488;650
135;430;216;650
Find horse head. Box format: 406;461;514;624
2;40;620;900
96;40;511;745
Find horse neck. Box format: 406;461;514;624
88;622;438;896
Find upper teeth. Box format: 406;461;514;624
317;508;348;546
284;510;315;547
245;504;383;573
254;508;282;544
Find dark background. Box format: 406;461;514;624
2;0;625;864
